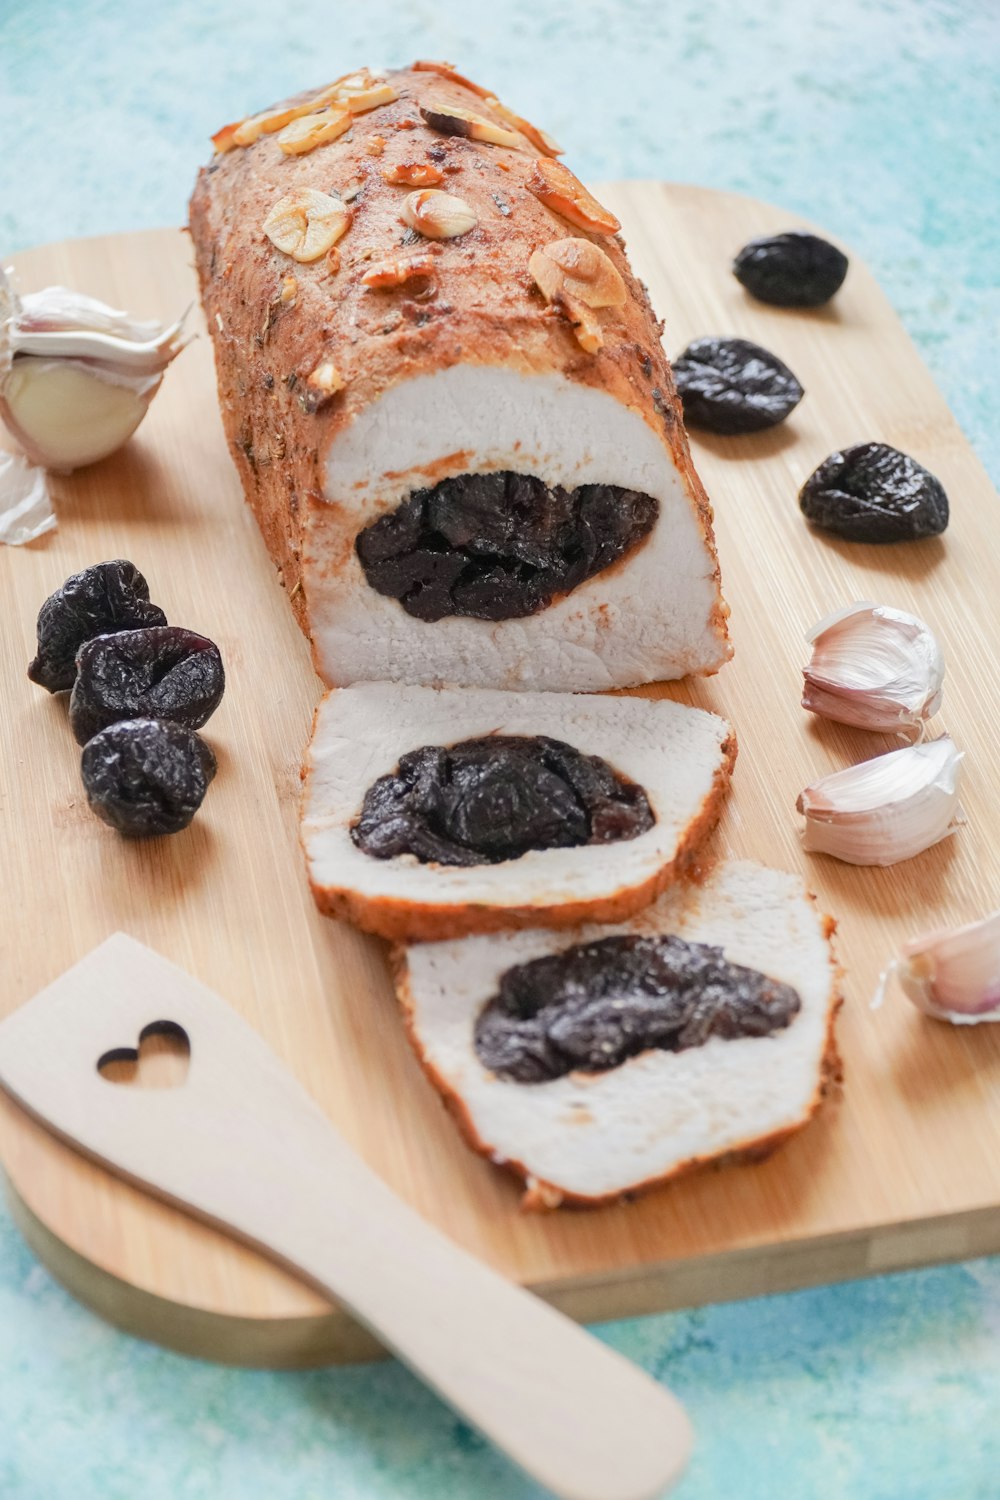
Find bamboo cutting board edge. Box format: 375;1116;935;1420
2;184;1000;1366
8;1180;1000;1368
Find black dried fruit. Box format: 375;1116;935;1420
799;442;949;543
475;934;801;1083
27;560;167;694
69;627;226;747
355;471;658;622
352;734;655;866
733;231;849;308
672;336;804;434
81;719;217;837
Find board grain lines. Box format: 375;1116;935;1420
2;183;1000;1366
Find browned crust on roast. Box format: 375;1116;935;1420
307;731;736;940
391;884;843;1210
188;64;729;657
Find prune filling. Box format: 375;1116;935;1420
351;734;655;866
355;471;659;622
475;935;801;1083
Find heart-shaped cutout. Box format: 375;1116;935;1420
98;1021;191;1089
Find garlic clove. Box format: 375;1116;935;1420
1;358;158;472
797;735;963;865
881;911;1000;1024
803;600;944;735
0;275;189;472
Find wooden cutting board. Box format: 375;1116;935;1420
3;183;1000;1368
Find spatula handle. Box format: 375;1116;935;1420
203;1100;692;1500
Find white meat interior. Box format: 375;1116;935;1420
307;366;727;691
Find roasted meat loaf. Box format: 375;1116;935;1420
395;859;841;1208
190;62;731;691
301;682;736;940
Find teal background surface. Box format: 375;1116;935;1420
2;1;999;1496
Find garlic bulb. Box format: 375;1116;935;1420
802;601;944;735
797;735;963;865
0;268;188;472
880;911;1000;1024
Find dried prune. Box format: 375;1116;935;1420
27;560;167;693
672;337;804;434
355;471;658;622
69;627;226;746
352;734;654;866
81;719;216;837
475;934;801;1083
799;442;949;542
733;231;849;308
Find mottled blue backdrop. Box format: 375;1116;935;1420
2;1;999;1496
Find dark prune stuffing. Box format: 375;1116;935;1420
27;560;167;694
475;934;801;1083
81;719;217;838
351;734;654;867
732;231;849;308
672;336;804;434
799;442;949;543
69;627;226;746
355;471;658;622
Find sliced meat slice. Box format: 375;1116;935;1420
394;859;841;1207
301;682;736;940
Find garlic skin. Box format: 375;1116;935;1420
803;601;944;735
0;270;188;472
0;449;55;546
797;735;963;865
887;912;1000;1024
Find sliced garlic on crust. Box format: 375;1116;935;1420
412;59;494;98
276;109;352;156
263;189;351;263
419;101;523;149
340;82;398;114
362;253;438;289
381;161;445;187
233;103;302;147
401;189;477;240
529;239;625;352
527;158;621;235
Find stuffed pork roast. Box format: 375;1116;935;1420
190;62;731;691
395;859;841;1207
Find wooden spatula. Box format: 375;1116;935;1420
0;933;692;1500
